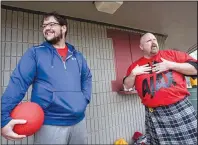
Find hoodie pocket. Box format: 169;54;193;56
47;91;88;117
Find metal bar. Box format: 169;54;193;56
1;7;8;145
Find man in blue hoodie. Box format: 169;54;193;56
1;12;92;144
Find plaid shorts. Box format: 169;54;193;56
145;97;197;145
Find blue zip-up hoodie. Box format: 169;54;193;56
1;42;92;128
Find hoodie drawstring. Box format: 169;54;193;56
49;44;81;72
51;49;54;68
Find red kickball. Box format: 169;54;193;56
10;102;44;136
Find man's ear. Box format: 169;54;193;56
139;44;143;51
62;25;67;34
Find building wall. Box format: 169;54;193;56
1;7;166;144
2;1;197;52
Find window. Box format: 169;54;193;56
189;49;197;58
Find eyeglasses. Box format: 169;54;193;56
41;22;60;29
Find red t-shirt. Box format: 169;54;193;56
56;45;68;61
126;49;197;107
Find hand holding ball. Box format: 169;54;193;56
10;102;44;136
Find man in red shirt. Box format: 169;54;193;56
123;33;197;145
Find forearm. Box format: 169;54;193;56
1;79;26;128
170;62;197;75
123;74;136;89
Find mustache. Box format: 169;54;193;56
45;30;54;34
151;43;157;47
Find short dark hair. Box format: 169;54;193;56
42;11;68;37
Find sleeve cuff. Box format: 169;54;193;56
1;117;12;128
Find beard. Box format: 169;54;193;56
150;43;159;55
44;30;63;45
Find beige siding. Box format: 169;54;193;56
1;8;166;144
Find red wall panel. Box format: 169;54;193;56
107;29;142;92
130;33;142;62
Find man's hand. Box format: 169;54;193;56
124;64;151;89
1;119;27;141
130;64;152;76
152;57;174;73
